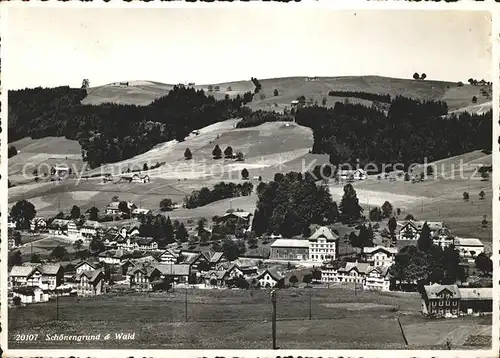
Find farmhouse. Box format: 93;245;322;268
396;220;444;241
203;251;229;270
67;220;81;239
363;266;391;291
308;226;339;262
149;264;191;285
75;260;100;276
132;174;150;183
30;217;47;232
80;220;103;238
269;239;310;261
105;201;137;215
337;169;367;181
12;286;49;304
203;270;226;287
179;251;210;273
453;237;484;261
421;284;461;317
458;287;492;315
118;224;141;239
97;249;129;265
129;266;154;291
52;166;71;176
337;262;371;285
131;208;152;218
362;246;398;267
105;201;121;215
117;237;159;252
77;270;105;297
48;219;70;235
217;211;253;228
255;267;285;288
9;263;64;291
159;248;181;264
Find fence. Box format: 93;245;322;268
9;286;409;329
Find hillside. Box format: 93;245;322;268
81;76;492;114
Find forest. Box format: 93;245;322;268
328;90;391;103
8;86;252;168
235;110;293;128
295;96;491;170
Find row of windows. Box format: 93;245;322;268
431;300;457;306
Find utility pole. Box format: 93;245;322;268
309;291;312;320
184;289;188;322
271;289;277;349
56;292;59;320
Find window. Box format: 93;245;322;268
452;301;457;306
431;301;436;306
439;301;443;306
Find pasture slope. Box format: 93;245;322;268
8;75;492;244
82;76;492;113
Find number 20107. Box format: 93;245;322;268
15;334;39;341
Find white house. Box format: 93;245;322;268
308;226;339;262
48;219;70;235
337;262;371;284
30;217;47;232
105;202;121;215
75;260;99;276
363;246;398;267
159;248;180;264
67;221;81;239
118;225;141;239
80;220;103;238
396;220;444;241
131;208;152;218
12;286;49;304
453;237;484;261
363;266;391;291
9;264;63;291
256;267;285;288
132;174;150;183
337;169;367;181
117;237;158;252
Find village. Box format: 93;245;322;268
7;172;493;321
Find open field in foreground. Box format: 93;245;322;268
9;287;491;349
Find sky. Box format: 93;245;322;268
3;7;492;89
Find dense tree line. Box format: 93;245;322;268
252;172;338;237
328;90;391;103
389;222;465;292
9;86;247;168
184;181;254;209
236;110;294;128
296;96;491;171
138;213;176;248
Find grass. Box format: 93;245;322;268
80;76;492;114
8;287;491;349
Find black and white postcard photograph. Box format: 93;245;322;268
1;3;497;356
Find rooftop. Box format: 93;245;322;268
454;237;484;247
424;283;460;299
458;287;492;300
270;238;310;248
363;245;398;254
309;226;338;242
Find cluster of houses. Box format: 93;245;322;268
268;220;485;295
395;220;484;262
8;245;288;304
